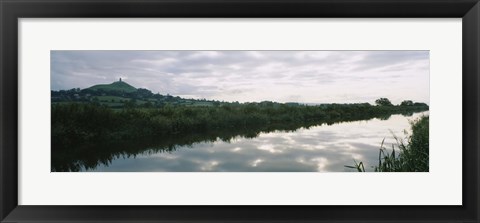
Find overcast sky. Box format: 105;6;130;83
51;50;429;104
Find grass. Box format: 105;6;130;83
346;115;429;172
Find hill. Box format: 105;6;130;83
85;80;137;93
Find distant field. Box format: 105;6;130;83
96;96;131;102
188;102;214;107
95;96;149;105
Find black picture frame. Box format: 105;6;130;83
1;0;479;222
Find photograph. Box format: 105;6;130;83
51;50;429;172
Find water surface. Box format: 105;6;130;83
84;112;428;172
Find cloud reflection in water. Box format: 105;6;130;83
89;112;428;172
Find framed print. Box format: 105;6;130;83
1;0;479;222
48;50;431;173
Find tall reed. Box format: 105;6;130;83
346;116;429;172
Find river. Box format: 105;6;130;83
82;111;428;172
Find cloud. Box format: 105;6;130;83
351;51;429;72
51;50;429;104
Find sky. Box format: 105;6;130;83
51;50;429;105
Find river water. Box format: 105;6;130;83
84;111;428;172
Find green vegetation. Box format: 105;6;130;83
346;116;429;172
86;80;137;93
52;102;429;145
400;100;414;106
375;98;393;106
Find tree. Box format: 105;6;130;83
400;100;414;106
375;98;393;106
413;102;428;107
137;88;154;98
